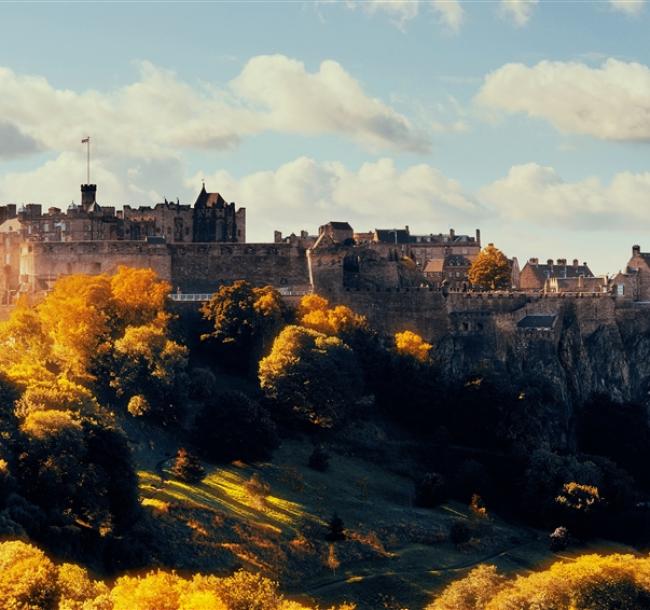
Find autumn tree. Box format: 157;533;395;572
259;325;362;428
172;448;205;483
467;243;511;291
394;330;432;363
201;280;285;352
426;564;506;610
0;540;60;610
110;321;189;422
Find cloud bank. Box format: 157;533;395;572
0;55;427;160
476;58;650;141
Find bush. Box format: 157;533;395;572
549;526;569;552
191;391;277;463
326;513;346;542
308;446;330;472
0;540;60;610
172;448;205;483
415;473;447;508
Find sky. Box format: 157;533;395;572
0;0;649;275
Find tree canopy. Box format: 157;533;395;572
467;243;511;291
259;325;362;428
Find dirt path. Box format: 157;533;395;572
304;539;542;595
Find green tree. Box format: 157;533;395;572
201;281;285;362
258;325;362;428
468;243;511;291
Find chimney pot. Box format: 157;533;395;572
547;259;553;266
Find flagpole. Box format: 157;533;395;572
81;136;90;184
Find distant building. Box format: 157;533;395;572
612;245;650;300
519;258;594;292
423;253;472;290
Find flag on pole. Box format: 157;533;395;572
81;137;89;143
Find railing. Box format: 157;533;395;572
169;286;312;302
169;293;212;302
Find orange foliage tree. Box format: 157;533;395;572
428;553;650;610
394;330;432;363
259;325;362;427
467;243;511;291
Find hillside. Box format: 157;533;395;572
130;421;634;610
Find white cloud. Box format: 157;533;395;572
0;55;427;160
480;163;650;230
0;152;190;208
609;0;645;15
192;157;483;240
498;0;538;27
430;0;465;32
360;0;420;30
476;58;650;141
232;55;429;153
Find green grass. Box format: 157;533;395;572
135;436;636;610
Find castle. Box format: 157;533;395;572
0;182;485;303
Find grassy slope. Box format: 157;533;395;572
128;422;636;610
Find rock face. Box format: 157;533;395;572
326;289;650;447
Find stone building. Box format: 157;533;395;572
423;253;472;290
519;258;594;292
611;245;650;300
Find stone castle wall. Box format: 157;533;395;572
169;243;309;292
20;240;310;294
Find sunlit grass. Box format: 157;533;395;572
139;465;315;532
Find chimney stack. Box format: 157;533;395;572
557;258;567;266
475;229;481;245
529;257;539;265
633;245;641;256
547;259;553;266
449;228;455;239
573;259;579;267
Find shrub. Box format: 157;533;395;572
426;564;506;610
415;473;447;508
549;526;569;552
172;448;205;483
0;540;60;610
326;513;346;542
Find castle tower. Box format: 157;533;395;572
81;184;97;211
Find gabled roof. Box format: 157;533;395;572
375;228;410;244
194;185;226;208
0;218;21;233
424;259;444;273
326;221;353;231
523;262;593;280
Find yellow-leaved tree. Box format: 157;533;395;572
394;330;432;363
428;553;650;610
259;325;362;427
297;294;367;338
467;243;511;291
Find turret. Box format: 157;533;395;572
81;184;97;210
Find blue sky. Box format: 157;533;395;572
0;0;649;274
